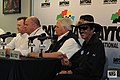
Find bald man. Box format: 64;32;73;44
19;16;51;56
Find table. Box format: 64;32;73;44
0;57;61;80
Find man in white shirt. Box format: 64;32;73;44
5;17;28;56
0;28;5;48
0;28;5;35
19;16;51;56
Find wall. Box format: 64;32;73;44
0;0;31;33
32;0;120;26
32;0;120;78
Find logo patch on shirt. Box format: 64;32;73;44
86;52;89;55
81;50;84;55
92;54;96;56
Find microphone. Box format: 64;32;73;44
37;33;47;41
0;32;16;49
28;33;46;40
10;33;16;37
0;33;16;38
28;33;46;52
37;34;58;41
0;32;11;38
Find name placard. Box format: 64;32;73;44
10;50;20;60
0;49;6;58
107;70;117;78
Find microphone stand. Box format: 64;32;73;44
38;37;46;54
28;39;34;52
40;40;43;54
1;38;7;49
0;38;7;57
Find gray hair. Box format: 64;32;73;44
58;18;73;30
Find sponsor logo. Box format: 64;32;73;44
107;70;117;78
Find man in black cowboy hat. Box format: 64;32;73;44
54;23;106;80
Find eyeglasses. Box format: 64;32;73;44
79;25;89;30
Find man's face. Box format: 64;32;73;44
54;20;67;36
25;18;34;35
17;19;26;34
79;26;94;41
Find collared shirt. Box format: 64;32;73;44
6;33;29;56
57;31;69;41
70;34;106;79
57;31;80;59
29;27;41;36
29;27;51;53
0;28;5;48
0;28;5;35
17;27;51;56
6;33;28;49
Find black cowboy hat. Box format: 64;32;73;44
78;23;102;33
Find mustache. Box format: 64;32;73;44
80;32;85;35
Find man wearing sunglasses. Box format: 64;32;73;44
53;23;106;80
75;14;95;44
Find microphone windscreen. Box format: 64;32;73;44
6;32;11;35
0;32;11;38
41;33;46;37
11;33;16;37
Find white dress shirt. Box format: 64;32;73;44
15;27;51;56
29;27;51;53
6;33;29;56
0;28;5;35
57;31;81;59
0;28;5;48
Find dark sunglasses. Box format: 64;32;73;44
79;25;89;30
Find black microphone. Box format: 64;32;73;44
0;32;16;49
37;34;58;43
41;33;46;37
10;33;16;37
38;34;58;40
0;33;16;38
0;32;11;38
1;33;16;38
37;33;47;41
28;33;46;40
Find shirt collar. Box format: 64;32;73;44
30;27;40;36
57;31;69;41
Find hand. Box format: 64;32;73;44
59;70;72;74
5;48;11;55
61;54;71;66
28;52;39;58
